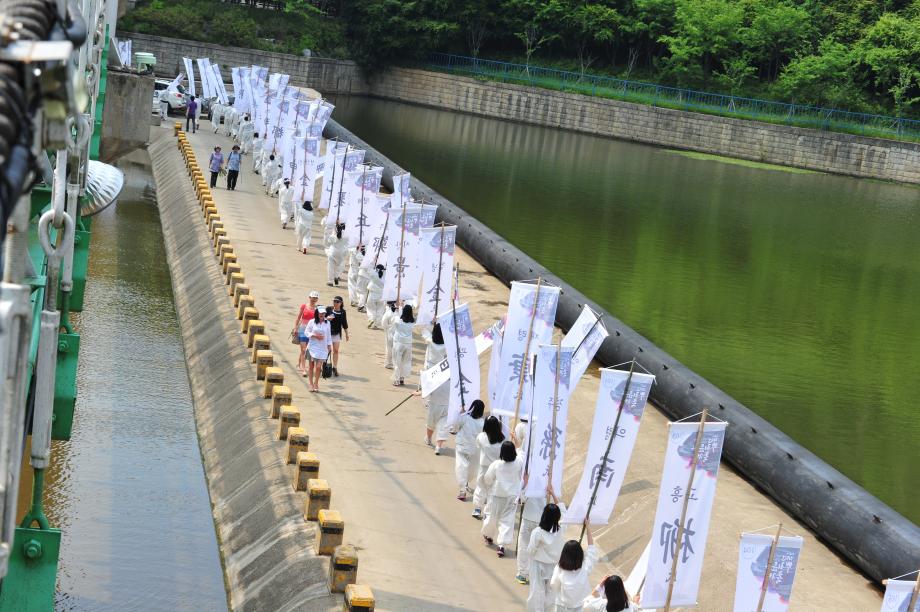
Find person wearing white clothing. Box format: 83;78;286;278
347;247;364;306
527;489;566;611
472;416;505;519
263;155;281;192
355;261;373;311
453;399;484;500
295;201;314;253
389;304;415;386
581;575;639;612
551;526;599;612
277;178;294;228
305;308;332;393
325;222;348;287
517;491;546;585
380;301;398;367
423;324;449;454
364;266;386;328
251;136;264;170
480;441;524;557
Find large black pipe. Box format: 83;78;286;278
325;117;920;583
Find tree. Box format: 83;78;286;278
855;12;920;113
657;0;746;86
564;2;621;77
744;0;813;80
773;38;857;108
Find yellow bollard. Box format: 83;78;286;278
236;295;255;320
224;263;241;283
305;479;331;521
212;227;226;247
294;451;320;492
228;272;245;297
270;385;292;418
216;242;232;262
205;208;220;226
250;334;270;362
222;252;238;275
215;236;230;256
255;349;273;379
208;214;222;234
286;427;309;464
344;585;375;612
262;366;284;398
240;306;259;330
316;510;344;556
329;545;358;594
174;121;182;135
278;406;300;439
232;284;251;307
246;321;265;347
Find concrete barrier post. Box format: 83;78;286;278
246;321;265;347
316;509;343;555
225;262;241;282
212;227;226;247
232;284;251;307
344;585;375;611
294;452;320;491
286;427;309;463
329;545;358;594
305;479;330;521
236;295;255;319
222;252;238;274
217;242;232;263
228;272;245;297
250;334;270;362
262;366;284;398
271;385;292;418
215;236;230;255
278;406;301;439
255;349;273;379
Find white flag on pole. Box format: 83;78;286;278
491;282;560;418
212;64;230;104
561;306;608;393
880;579;920;611
421;318;502;397
323;148;365;218
523;344;574;497
417;226;457;325
345;166;383;248
437;303;481;426
196;58;212;98
360;194;393;270
562;368;655;525
382;205;423;302
732;533;803;612
292;136;320;205
642;420;728;608
182;57;196;97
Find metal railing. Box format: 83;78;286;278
424;53;920;143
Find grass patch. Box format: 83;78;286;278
664;150;819;174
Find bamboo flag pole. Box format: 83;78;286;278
357;165;367;247
394;197;408;302
547;343;562;487
325;138;339;215
579;359;636;543
450;264;467;411
433;223;446;320
334;144;350;226
908;569;920;612
755;523;784;612
511;278;543;432
663;408;709;612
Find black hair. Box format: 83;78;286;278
387;300;397;312
400;304;415;323
303;201;313;211
333;296;344;307
335;223;345;239
431;323;444;345
557;540;584;572
376;265;385;279
469;399;485;419
603;576;629;612
359;245;366;255
313;307;326;323
482;416;504;445
499;440;516;462
538;503;562;533
253;131;258;138
190;95;196;100
269;154;275;161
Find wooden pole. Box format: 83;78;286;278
449;268;466;411
755;523;784;612
433;223;446;320
546;343;562;491
511;278;543;431
394;197;408;302
334;144;349;226
908;569;920;612
663;408;709;612
579;360;635;543
325;139;338;215
357;165;367;247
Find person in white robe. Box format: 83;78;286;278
526;488;566;611
480;441;524;558
380;300;398;365
453;399;484;500
424;324;449;454
364;266;385;328
294;201;314;253
324;222;348;287
277;178;294;228
389;304;415;386
472;416;505;519
347;247;364;306
262;155;281;191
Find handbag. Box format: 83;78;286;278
321;358;333;379
291;310;303;344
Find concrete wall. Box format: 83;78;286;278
121;32;368;95
148;133;337;612
101;69;154;162
366;67;920;184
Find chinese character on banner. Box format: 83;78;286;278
589;455;616;489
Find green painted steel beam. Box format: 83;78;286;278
0;527;61;611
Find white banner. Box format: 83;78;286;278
196;58;213;98
115;39;132;66
642;421;728;609
292;136;320;205
421;318;502;397
321;147;365;216
382;205;423;302
360;194;393;270
523;344;574;497
392;172;411;206
182;57;196;97
437;303;481;427
310;101;335;138
212;64;230;104
562;369;655;525
491;282;561;418
417;226;457;325
732;533;803;612
561;306;609;393
167;72;184;93
344;166;383;247
881;579;920;612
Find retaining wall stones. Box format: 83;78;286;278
149;133;337;611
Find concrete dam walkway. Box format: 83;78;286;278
157;121;883;610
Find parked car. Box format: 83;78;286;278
153;80;187;115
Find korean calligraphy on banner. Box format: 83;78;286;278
437;303;481;427
195;58;213;98
323;148;366;222
392;172;411;207
292;136;320;205
732;533;803;612
523;344;574;498
642;420;728;609
421;318;503;398
562;368;655;525
560;306;609;395
491;282;560;419
344;166;383;248
417;226;457;325
880;578;920;612
382;205;423;301
360;194;393;271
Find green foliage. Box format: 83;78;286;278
773;38;857;108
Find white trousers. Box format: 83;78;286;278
383;326;394;366
347;262;361;304
481;495;516;546
279;201;293;224
426;399;448;440
526;560;555;611
295;220;312;250
366;297;384;326
454;450;478;491
391;343;412;383
327;252;345;283
472;463;490;509
517;518;538;578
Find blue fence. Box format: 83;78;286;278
423;53;920;143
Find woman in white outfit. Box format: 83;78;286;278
453;399;483;501
364;266;385;328
480;440;524;558
582;575;639;612
380;301;398;366
277;178;294;228
389;304;415;386
472;416;505;519
325;222;348;287
347;246;364;306
526;489;566;611
551;526;598;612
305;308;333;392
295;201;314;254
423;324;449;453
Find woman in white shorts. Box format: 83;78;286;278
306;308;333;392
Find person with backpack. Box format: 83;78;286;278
226;145;242;190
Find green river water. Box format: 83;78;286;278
331;95;920;525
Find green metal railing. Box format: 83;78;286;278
425;53;920;143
